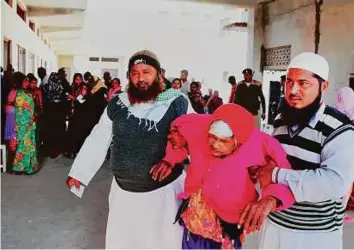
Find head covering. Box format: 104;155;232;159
13;72;27;89
128;50;161;74
335;86;354;120
42;72;64;101
212;104;255;144
242;68;253;75
228;75;236;84
171;114;213;142
209;120;233;138
90;75;107;94
288;52;329;81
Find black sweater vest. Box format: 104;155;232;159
107;95;188;192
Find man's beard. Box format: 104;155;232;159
280;93;322;127
127;78;163;105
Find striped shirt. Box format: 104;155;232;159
268;104;354;232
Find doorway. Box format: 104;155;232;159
17;45;26;73
28;52;35;74
261;70;286;131
3;39;11;68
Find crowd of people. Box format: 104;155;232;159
1;66;121;173
1;49;354;249
1;62;227;175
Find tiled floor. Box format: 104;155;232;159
1;155;354;249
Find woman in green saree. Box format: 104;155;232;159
9;72;39;175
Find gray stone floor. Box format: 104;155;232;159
1;155;354;249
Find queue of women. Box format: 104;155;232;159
2;68;122;175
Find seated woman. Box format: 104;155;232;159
151;104;294;249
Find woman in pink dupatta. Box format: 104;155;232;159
151;104;295;249
336;87;354;213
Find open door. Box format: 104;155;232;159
261;70;286;134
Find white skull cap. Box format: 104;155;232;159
287;52;329;81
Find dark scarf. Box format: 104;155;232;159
42;72;64;102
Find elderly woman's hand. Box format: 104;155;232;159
239;196;278;234
150;160;173;182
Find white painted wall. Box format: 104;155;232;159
253;0;354;105
77;27;248;101
65;25;249;101
72;55;124;82
1;0;58;74
56;0;252;101
319;1;354;104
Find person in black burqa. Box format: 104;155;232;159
64;73;92;158
41;71;71;158
103;71;112;91
84;74;108;130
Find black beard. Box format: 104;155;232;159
127;78;162;105
280;93;322;127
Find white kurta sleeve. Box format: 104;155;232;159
68;108;113;186
275;129;354;202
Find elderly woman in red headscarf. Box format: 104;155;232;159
151;104;294;249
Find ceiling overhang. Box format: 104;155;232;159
168;0;259;7
27;6;85;17
40;26;82;33
21;0;260;55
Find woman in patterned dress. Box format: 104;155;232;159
9;72;39;175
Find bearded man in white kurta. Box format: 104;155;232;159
66;50;193;248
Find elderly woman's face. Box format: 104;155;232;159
208;133;236;157
167;127;187;149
